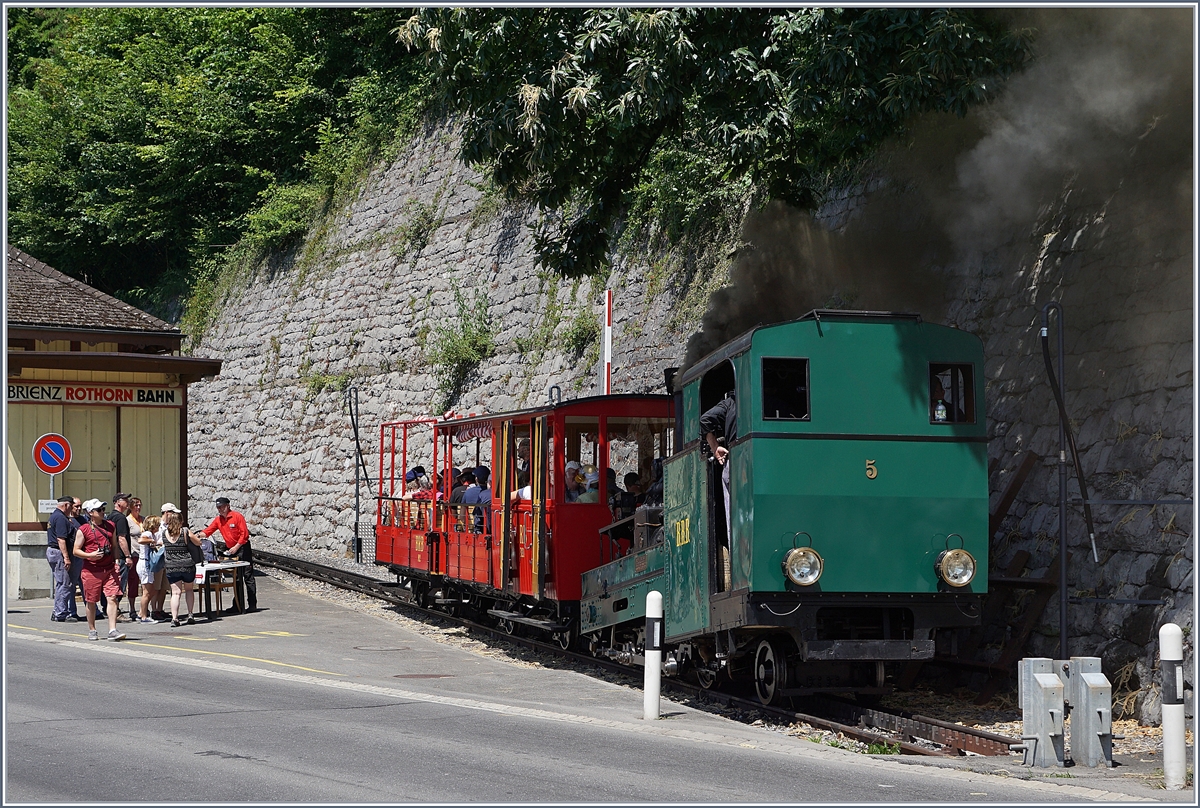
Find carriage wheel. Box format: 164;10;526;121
753;637;789;706
500;617;516;635
554;628;574;651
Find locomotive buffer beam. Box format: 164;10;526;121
488;609;571;633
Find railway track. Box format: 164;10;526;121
255;550;1018;758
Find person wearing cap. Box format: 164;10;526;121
105;493;135;622
563;460;584;503
449;467;475;504
47;496;80;622
463;465;491;533
200;497;256;612
149;503;179;620
576;468;602;503
72;499;126;641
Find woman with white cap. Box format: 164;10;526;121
160;503;202;627
72;499;126;641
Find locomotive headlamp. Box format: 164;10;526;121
783;547;823;586
936;548;976;587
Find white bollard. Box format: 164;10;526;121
644;590;663;721
1160;623;1186;790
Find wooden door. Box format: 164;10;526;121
62;406;116;507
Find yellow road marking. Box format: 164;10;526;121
8;623;343;676
9;623;83;638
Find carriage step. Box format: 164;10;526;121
487;609;570;632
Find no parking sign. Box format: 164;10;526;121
32;433;72;475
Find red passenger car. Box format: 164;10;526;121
375;394;674;644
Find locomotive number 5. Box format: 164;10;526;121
865;459;878;479
674;516;691;547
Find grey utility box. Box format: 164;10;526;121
1056;656;1113;768
1017;657;1066;767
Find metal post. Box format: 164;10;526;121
1042;302;1068;660
1160;623;1186;789
644;590;663;720
346;386;362;563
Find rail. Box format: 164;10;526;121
254;550;1020;758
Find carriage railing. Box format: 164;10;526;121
439;502;492;535
377;496;437;532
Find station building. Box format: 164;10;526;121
6;246;222;596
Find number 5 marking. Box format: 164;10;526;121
865;459;878;480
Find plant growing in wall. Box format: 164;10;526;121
562;310;599;358
428;282;495;410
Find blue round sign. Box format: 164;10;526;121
32;433;72;475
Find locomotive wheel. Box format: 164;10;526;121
694;666;720;690
753;637;790;706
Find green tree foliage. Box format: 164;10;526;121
398;8;1032;276
7;7;427;310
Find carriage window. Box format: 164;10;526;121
605;417;675;508
761;358;810;421
929;363;975;424
562;417;600;504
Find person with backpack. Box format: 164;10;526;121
72;499;126;641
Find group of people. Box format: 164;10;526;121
46;493;258;639
400;454;655;523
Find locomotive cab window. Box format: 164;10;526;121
761;358;810;421
929;363;975;424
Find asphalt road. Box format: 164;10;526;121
4;580;1155;803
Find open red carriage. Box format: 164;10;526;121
375;394;674;640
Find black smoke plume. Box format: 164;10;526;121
682;7;1192;368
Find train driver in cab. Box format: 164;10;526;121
700;391;736;545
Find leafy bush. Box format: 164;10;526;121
427;283;495;411
244;183;327;254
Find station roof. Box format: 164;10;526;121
5;245;179;335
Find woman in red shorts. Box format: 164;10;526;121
72;499;126;641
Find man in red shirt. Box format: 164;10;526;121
200;497;256;612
